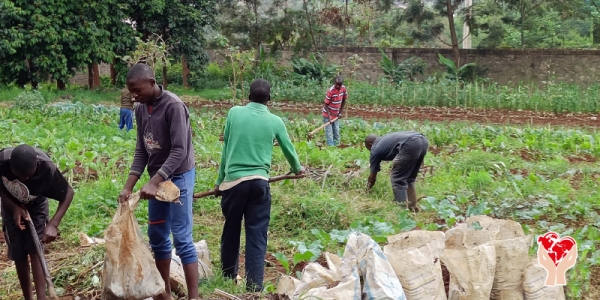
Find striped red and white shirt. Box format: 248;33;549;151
322;85;348;118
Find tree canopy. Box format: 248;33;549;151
0;0;217;88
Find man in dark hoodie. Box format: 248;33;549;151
365;131;428;212
117;63;198;300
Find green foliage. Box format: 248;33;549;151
379;50;427;84
13;89;46;110
291;54;341;83
213;0;597;51
224;47;256;101
273;252;291;274
194;78;600;113
253;45;288;82
0;0;217;88
159;0;217;71
398;0;444;45
438;54;484;82
156;63;183;86
0;1;115;85
120;35;171;69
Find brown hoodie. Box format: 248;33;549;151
129;86;195;179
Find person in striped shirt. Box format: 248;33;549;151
322;76;347;146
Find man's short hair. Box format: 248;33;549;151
10;144;38;171
126;63;155;81
365;134;377;144
335;75;343;83
249;78;271;103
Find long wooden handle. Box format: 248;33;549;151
26;214;58;300
193;174;305;200
308;117;339;136
214;289;242;300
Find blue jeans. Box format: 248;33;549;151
147;168;198;265
324;117;340;146
119;108;133;131
220;179;271;292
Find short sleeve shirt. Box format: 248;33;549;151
369;131;421;174
0;148;70;204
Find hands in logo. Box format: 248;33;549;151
537;232;578;286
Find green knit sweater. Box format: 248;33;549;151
216;102;302;185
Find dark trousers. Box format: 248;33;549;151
391;135;429;190
220;179;271;291
1;197;48;261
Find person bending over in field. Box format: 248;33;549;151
365;131;429;212
322;75;348;146
214;78;305;292
0;144;74;300
117;63;198;300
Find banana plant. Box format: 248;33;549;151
438;53;477;82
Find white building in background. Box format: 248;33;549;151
463;0;472;49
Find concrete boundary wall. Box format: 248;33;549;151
71;47;600;86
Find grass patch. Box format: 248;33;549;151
3;76;600;114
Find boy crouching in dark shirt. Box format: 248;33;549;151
0;144;74;300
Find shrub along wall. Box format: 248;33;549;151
207;47;600;87
70;47;600;87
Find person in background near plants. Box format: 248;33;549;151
322;75;347;146
364;131;429;212
117;63;198;300
119;86;134;131
0;144;75;300
214;78;305;292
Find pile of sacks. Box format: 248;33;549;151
277;215;566;300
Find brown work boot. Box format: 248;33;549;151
407;183;420;212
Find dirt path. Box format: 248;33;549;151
182;97;600;128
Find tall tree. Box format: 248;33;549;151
156;0;217;87
393;0;475;65
103;1;144;86
500;0;546;48
433;0;474;67
399;0;444;46
0;1;114;89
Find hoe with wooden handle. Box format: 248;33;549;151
25;211;59;300
193;174;305;200
307;117;339;141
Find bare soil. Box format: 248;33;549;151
584;266;600;300
182;97;600;128
236;252;288;284
441;262;450;298
290;255;329;275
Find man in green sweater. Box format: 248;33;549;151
214;78;305;292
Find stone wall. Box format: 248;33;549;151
207;47;600;86
69;64;112;86
73;47;600;87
